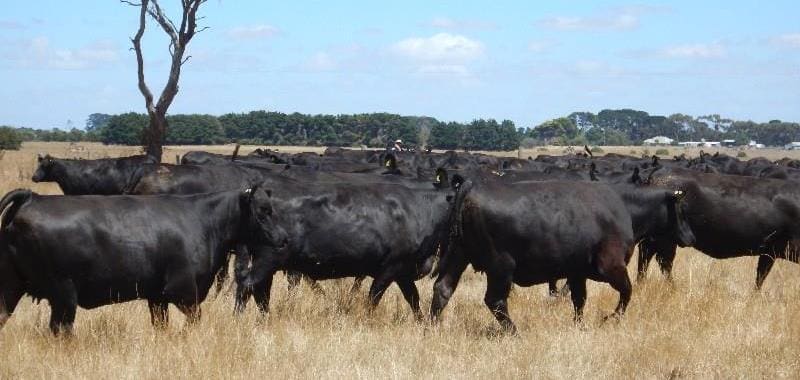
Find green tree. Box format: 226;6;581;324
103;113;148;145
0;126;23;150
430;122;464;149
166;114;226;144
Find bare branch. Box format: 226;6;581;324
181;55;192;65
147;0;179;43
129;0;154;114
119;0;141;6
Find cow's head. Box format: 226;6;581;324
32;154;57;182
240;184;287;250
667;189;695;247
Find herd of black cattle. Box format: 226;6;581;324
0;145;799;335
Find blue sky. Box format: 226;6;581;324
1;1;798;129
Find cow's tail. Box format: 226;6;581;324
431;176;473;278
0;189;32;230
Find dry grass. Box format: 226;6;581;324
1;142;799;379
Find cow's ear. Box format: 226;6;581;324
265;189;272;198
433;168;448;189
451;174;466;190
37;154;43;162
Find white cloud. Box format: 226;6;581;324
660;43;726;59
771;33;800;49
227;25;280;40
538;6;667;32
305;52;337;71
528;40;556;53
391;33;484;63
4;37;119;70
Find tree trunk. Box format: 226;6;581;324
144;113;167;162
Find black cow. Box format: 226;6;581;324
0;187;278;335
430;179;694;333
31;154;156;195
239;177;470;319
638;167;800;289
125;163;264;195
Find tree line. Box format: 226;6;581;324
2;109;799;151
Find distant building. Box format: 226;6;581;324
678;139;720;148
784;142;800;150
748;140;765;149
721;139;736;147
643;136;674;145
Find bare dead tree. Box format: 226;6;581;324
121;0;208;162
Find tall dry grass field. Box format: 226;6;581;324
1;142;799;379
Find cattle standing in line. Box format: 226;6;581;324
429;178;694;333
0;187;280;335
31;154;157;195
238;177;471;319
638;167;800;289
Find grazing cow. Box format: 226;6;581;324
31;154;156;195
430;179;694;333
239;176;471;319
638;167;800;289
0;187;279;335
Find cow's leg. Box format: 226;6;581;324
594;239;635;320
396;280;423;321
233;246;252;314
603;262;633;320
0;264;24;331
567;276;587;323
654;241;678;281
756;254;775;290
637;239;656;281
147;300;169;328
252;272;275;317
164;270;201;326
484;270;516;334
176;303;201;326
430;249;468;323
48;279;78;336
367;274;394;310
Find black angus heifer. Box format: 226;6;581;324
430;180;693;333
239;177;470;319
0;187;276;335
541;170;697;297
638;167;800;289
31;154;156;195
125;163;264;195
